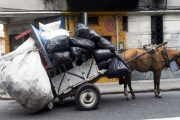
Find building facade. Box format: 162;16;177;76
1;0;180;81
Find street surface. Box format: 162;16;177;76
1;91;180;120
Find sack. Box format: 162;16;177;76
69;37;95;52
70;47;90;58
39;21;61;31
97;59;112;70
45;35;70;53
93;49;114;63
40;29;69;42
0;51;53;113
51;51;72;68
2;37;37;61
107;57;131;78
96;37;116;52
75;23;101;41
39;22;69;46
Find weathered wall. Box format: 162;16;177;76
126;15;151;48
0;0;55;10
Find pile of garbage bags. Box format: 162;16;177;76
44;23;131;78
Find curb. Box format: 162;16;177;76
0;96;13;100
0;91;12;100
100;88;180;95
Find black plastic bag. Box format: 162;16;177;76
45;35;70;53
69;37;95;52
93;49;114;63
51;51;72;68
114;51;131;71
107;57;131;78
97;59;112;70
96;37;116;52
75;23;101;41
47;53;53;60
70;47;90;58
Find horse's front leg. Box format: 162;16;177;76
153;70;162;98
123;77;129;100
154;81;158;97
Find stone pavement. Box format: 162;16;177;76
1;79;180;100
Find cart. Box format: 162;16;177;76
26;25;107;111
15;25;168;111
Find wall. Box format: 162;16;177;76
4;25;9;54
0;38;5;54
126;15;151;48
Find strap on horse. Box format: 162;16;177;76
162;48;170;68
144;44;170;69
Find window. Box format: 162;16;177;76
151;16;163;44
102;36;111;42
88;16;99;25
122;16;128;32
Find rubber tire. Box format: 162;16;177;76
75;83;101;111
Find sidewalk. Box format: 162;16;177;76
1;79;180;100
0;91;12;100
95;78;180;94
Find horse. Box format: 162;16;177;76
120;47;180;100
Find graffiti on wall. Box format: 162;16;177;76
104;18;116;32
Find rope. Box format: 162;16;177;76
156;46;164;55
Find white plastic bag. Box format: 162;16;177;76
41;29;69;41
0;37;54;113
39;21;61;31
39;22;69;42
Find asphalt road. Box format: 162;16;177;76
1;91;180;120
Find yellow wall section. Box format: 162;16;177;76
4;24;10;54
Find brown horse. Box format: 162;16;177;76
120;47;180;100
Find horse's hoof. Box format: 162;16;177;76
158;94;162;98
126;97;130;101
132;96;136;99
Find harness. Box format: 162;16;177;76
124;45;170;71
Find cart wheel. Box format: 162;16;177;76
75;83;101;111
46;101;53;110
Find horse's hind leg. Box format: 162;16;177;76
123;77;129;100
153;71;162;98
